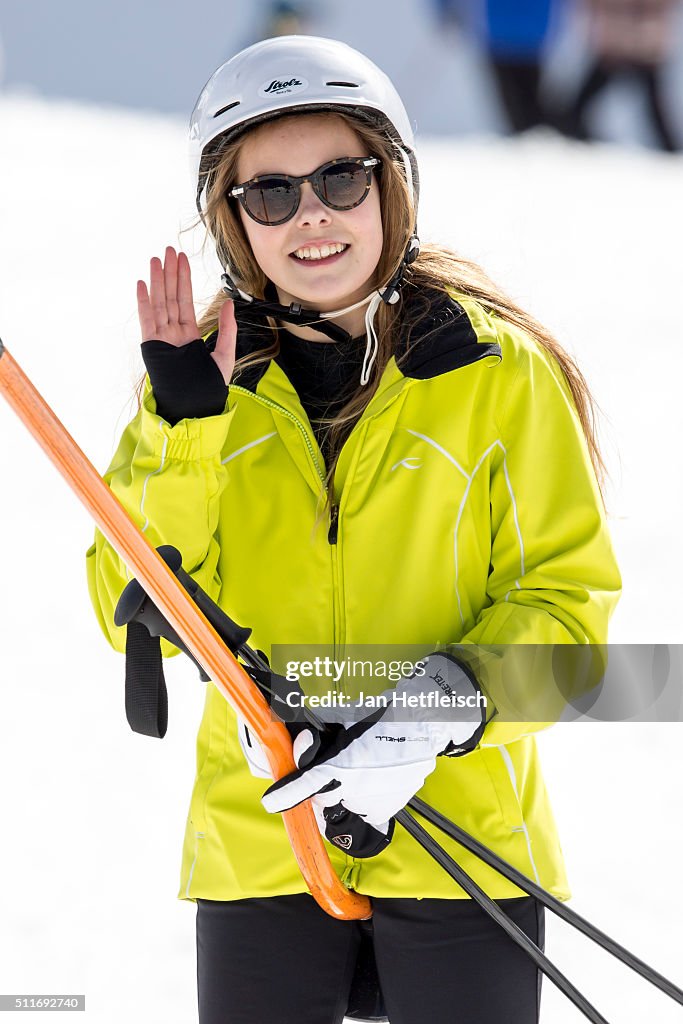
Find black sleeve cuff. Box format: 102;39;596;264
141;339;229;426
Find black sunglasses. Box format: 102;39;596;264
229;156;381;226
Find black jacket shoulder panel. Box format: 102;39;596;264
396;294;502;381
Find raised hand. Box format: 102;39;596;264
137;246;236;385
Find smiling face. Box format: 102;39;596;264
234;113;384;329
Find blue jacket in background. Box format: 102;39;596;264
432;0;561;59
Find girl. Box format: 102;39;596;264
86;35;621;1024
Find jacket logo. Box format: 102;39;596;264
331;834;353;849
391;457;422;472
259;76;308;97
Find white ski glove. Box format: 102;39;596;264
236;715;273;779
261;652;487;837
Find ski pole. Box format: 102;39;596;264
0;337;370;922
408;796;683;1007
395;809;611;1024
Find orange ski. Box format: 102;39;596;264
0;338;370;922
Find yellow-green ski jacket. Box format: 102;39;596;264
86;291;621;903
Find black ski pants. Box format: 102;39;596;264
488;58;546;134
196;893;544;1024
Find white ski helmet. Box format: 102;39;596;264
189;34;419;219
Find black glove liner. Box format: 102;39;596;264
141;338;228;426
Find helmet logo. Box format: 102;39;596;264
259;76;309;98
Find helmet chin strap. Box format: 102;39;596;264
221;272;358;343
220;233;420;384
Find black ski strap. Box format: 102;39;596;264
124;621;168;738
115;544;326;740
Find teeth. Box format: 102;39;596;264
294;242;346;261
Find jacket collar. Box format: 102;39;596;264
204;288;502;401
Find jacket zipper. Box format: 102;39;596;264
229;385;328;489
328;504;339;544
327;499;351;878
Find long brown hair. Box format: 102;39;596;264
136;111;607;516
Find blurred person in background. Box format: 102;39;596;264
432;0;565;133
260;1;311;39
559;0;682;150
242;2;312;54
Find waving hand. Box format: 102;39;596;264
137;246;236;385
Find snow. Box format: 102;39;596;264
0;93;681;1022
